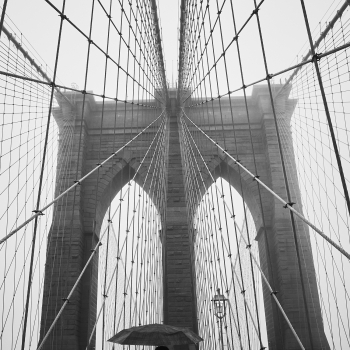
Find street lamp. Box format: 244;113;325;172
212;288;227;350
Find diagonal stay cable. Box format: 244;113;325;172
181;108;350;261
0;109;166;245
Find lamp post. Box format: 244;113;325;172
212;288;227;350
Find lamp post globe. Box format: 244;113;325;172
212;288;227;350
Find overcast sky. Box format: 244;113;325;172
1;1;349;349
2;0;345;90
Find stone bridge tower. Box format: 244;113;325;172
40;85;329;350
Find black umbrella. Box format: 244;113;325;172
108;323;203;346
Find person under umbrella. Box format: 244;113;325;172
108;323;203;347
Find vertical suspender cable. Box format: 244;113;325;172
20;2;67;349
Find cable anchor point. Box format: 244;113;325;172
32;210;44;216
312;53;322;62
283;202;296;208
